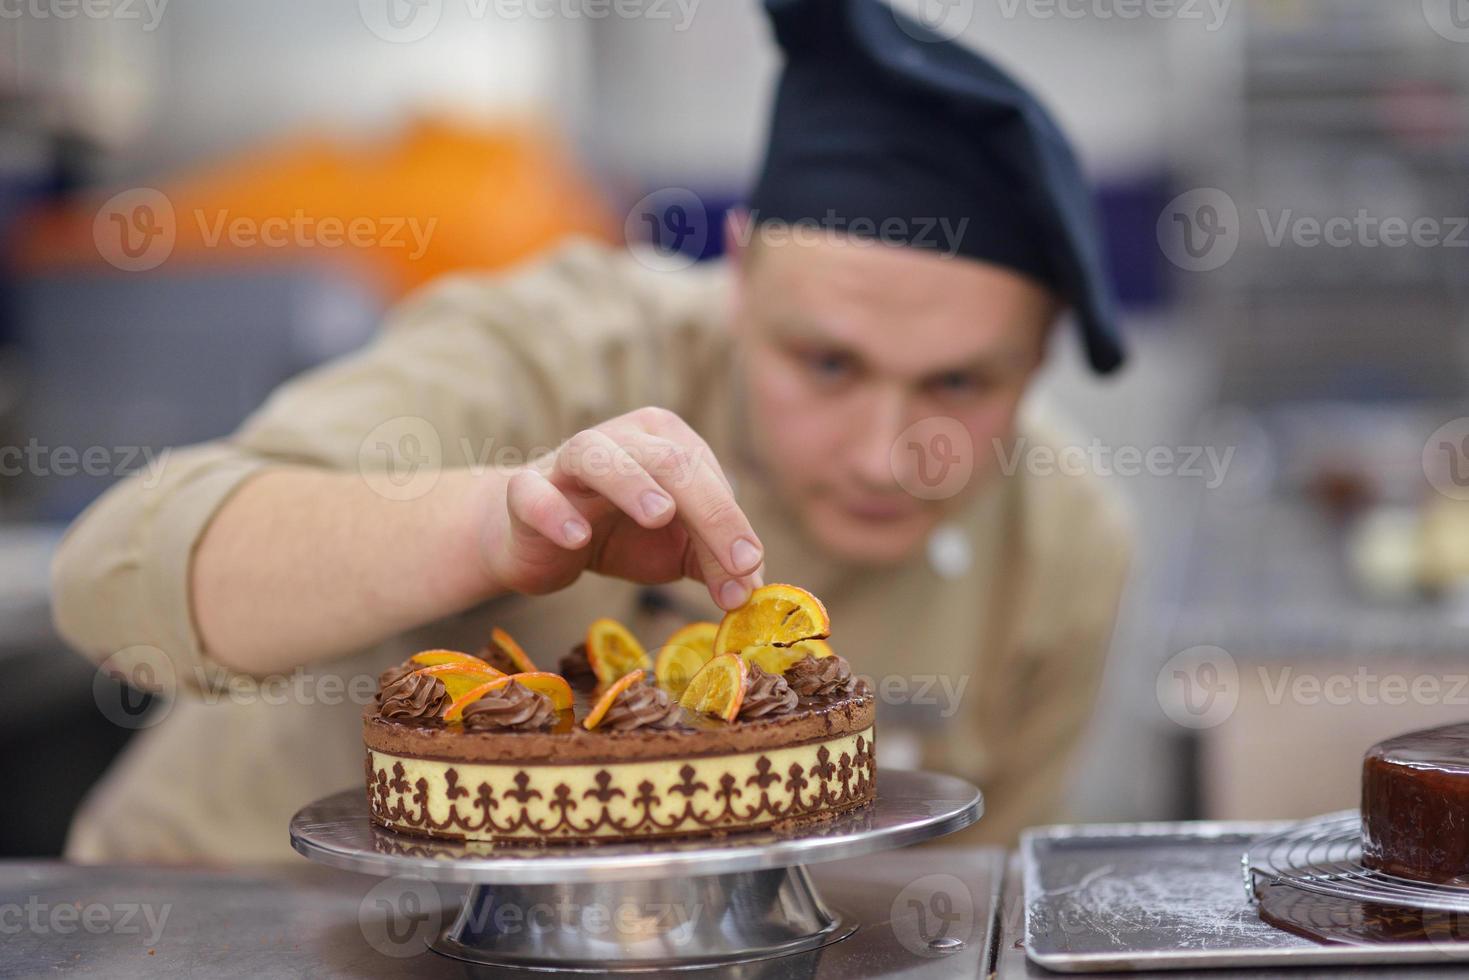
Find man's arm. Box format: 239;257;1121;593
189;467;498;675
53;242;747;683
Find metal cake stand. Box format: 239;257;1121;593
290;768;982;973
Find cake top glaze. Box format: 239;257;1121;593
1366;722;1469;773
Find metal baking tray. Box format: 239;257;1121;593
1021;820;1469;973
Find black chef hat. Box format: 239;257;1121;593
749;0;1125;374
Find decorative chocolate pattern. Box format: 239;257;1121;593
366;729;877;842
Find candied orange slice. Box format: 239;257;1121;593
489;627;538;674
740;644;804;675
443;675;514;721
654;622;718;698
412;662;506;701
409;649;492;670
742;637;835;675
712;584;830;657
585;618;651;686
582;669;646;730
678;653;747;722
509;671;574;711
790;638;834;660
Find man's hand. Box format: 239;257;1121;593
484;407;766;610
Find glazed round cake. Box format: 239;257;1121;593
1361;722;1469;884
364;589;876;844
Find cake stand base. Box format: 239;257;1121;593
431;865;852;972
290;769;982;973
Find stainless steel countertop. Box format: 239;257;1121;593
1;845;1002;978
10;837;1468;978
992;855;1469;979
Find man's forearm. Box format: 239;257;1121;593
192;467;504;676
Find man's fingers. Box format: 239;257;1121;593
547;413;766;606
682;535;765;611
505;468;592;549
629;405;736;494
553;429;677;530
636;435;764;579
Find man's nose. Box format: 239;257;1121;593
848;387;909;488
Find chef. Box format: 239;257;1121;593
52;0;1130;862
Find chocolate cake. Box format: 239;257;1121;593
365;587;876;844
1361;723;1469;884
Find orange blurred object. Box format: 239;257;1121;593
14;117;617;296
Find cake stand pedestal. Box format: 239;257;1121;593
289;768;982;973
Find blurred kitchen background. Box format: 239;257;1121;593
2;0;1468;855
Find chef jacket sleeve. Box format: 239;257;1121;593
51;240;725;694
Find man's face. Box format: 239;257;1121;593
729;227;1056;565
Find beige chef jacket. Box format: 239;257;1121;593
51;239;1130;864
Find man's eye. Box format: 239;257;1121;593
928;371;984;395
803;350;855;380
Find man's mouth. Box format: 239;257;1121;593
836;495;919;522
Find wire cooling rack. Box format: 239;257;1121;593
1245;810;1469;914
